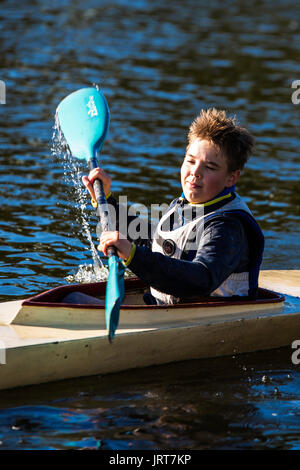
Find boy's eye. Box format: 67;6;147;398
206;165;216;171
185;157;195;164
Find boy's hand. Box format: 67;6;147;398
82;167;111;201
98;231;132;260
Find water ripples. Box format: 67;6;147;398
0;0;300;450
0;349;298;450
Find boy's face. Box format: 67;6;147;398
181;138;240;204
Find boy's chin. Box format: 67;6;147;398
185;191;205;204
186;196;204;204
187;199;204;204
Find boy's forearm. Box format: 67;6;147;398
129;245;213;297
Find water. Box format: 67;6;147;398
0;0;300;450
0;349;299;450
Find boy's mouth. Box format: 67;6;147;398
187;181;202;189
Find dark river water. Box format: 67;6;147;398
0;0;300;450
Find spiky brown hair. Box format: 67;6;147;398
187;108;255;172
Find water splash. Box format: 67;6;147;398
51;114;109;282
65;263;135;283
65;263;109;283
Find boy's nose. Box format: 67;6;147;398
191;164;202;178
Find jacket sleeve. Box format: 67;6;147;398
128;215;249;297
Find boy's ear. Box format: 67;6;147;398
226;169;241;187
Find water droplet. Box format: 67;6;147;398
51;121;112;280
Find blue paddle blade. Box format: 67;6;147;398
56;87;110;161
105;255;125;342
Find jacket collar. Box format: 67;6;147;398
180;185;236;210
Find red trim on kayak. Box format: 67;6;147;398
21;277;285;310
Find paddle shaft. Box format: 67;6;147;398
89;157;116;258
56;87;124;341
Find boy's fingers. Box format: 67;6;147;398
82;175;90;187
82;176;95;200
82;168;111;201
87;169;98;182
98;231;119;255
88;168;107;183
98;239;113;256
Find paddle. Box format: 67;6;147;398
56;86;125;342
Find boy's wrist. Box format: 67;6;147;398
122;243;136;267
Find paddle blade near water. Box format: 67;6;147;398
56;86;110;161
106;256;125;342
56;86;124;341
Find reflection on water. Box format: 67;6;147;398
0;348;299;450
0;0;299;450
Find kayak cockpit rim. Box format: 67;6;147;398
21;277;285;310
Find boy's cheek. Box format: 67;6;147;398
181;163;188;177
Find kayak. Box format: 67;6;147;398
0;269;299;390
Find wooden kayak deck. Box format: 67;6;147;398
0;269;299;390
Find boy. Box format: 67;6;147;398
83;108;264;304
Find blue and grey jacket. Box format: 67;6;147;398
107;187;264;304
